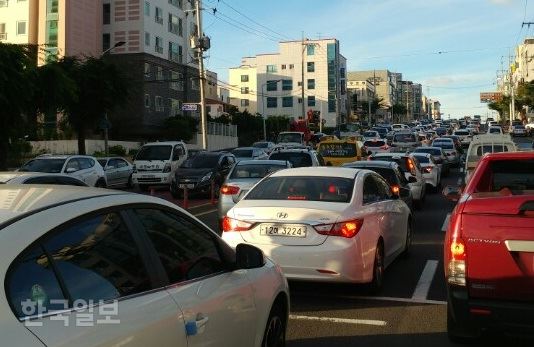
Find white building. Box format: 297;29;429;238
513;38;534;85
229;38;347;127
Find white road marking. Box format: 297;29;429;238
412;260;439;301
194;209;217;217
289;315;387;327
441;213;451;232
189;202;214;209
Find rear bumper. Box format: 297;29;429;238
448;285;534;336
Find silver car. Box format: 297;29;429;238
217;160;291;232
230;147;269;162
97;157;134;188
432;138;460;167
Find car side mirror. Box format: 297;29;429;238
65;168;77;174
408;176;417;183
235;244;265;269
442;185;462;202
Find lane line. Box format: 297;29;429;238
293;293;446;305
194;209;217;217
289;315;387;327
441;213;451;232
412;260;439;301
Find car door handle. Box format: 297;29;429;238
185;314;209;336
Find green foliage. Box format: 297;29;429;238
163;115;198;142
231;111;264;145
109;145;127;156
7;139;33;168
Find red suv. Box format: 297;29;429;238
444;152;534;342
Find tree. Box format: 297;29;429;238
163;115;198;142
392;103;407;122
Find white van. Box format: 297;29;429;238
132;141;188;191
464;134;516;182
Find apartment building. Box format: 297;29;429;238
229;38;347;127
348;70;398;109
346;79;375;121
513;38;534;85
399;81;423;121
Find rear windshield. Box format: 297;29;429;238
514;125;525;129
136;145;172;161
414;148;441;156
455;131;469;135
19;159;66;173
367;168;397;185
370;156;408;172
434;143;454;150
318;143;357;158
393;133;416;142
245;176;354;203
230;164;286;179
363;140;386;147
476;145;509;156
231;149;253;157
413;155;430;163
269;152;312;167
180;155;220;168
363;131;377;137
476;159;534;192
489;128;501;133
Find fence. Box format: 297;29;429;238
204;122;237;137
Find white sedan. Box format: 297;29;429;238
222;167;412;291
0;186;289;347
411;153;441;192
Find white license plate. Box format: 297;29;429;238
179;184;195;189
260;224;307;237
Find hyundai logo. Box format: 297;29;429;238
277;212;288;219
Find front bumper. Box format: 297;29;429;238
133;172;171;186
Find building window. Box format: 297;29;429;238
155;96;164;112
297;81;302;87
170;71;184;91
168;14;179;35
144;94;151;108
168;42;179;62
168;0;183;9
145;32;150;46
155;7;163;24
241;99;249;107
266;80;278;91
307;62;315;73
16;21;27;35
289;64;294;69
307;79;315;90
103;3;110;25
266;64;277;73
308;96;316;107
281;64;286;70
241;75;249;82
282;97;293;108
144;1;150;16
0;23;5;40
144;62;151;77
282;79;292;91
178;45;183;63
102;33;110;52
241;87;249;94
191;78;200;90
155;36;163;53
266;97;277;108
170;98;181;116
298;98;302;104
156;66;163;80
307;44;315;55
179;18;183;36
340;67;346;78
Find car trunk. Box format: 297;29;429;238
229;200;348;246
462;195;534;301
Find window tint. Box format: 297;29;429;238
8;245;67;317
133;209;224;283
373;175;392;199
269;152;312;167
117;159;128;168
43;213;151;302
363;176;381;204
65;159;81;172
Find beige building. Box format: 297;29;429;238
347;70;398;109
0;0;102;64
229;38;348;127
513;38;534;85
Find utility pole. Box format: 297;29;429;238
194;0;208;149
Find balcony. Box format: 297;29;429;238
0;33;7;40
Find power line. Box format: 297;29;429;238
206;10;279;42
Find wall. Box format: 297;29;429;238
188;134;238;152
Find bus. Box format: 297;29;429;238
317;139;365;166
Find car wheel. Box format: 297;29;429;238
262;303;286;347
368;241;384;293
447;305;479;344
95;179;107;188
402;221;412;258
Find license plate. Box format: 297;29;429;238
142;175;155;178
179;184;195;189
260;224;307;237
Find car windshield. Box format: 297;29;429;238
231;149;254;157
180;155;220;168
245;176;354;203
135;145;172;161
318;143;357;158
253;142;269;148
97;159;107;167
364;140;386;147
476;159;534;193
19;159;66;173
269;152;312;167
230;164;286;179
394;133;416;142
277;133;302;143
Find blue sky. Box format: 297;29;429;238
203;0;528;117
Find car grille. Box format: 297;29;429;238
137;178;163;183
178;177;200;184
137;168;163;172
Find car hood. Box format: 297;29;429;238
175;167;213;178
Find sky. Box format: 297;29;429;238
202;0;529;118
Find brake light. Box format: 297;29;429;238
391;185;400;194
424;166;433;173
447;214;467;286
314;219;364;238
220;185;240;195
222;216;254;232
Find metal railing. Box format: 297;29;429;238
199;122;237;137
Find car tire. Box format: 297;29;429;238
261;302;286;347
447;305;479;344
95;179;107;188
368;241;384;293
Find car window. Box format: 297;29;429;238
117;159;128;168
42;213;152;303
79;158;94;170
227;156;236;165
269;152;313;167
133;209;225;283
65;159;81;172
363;175;381;204
7;245;68;318
316;153;326;166
373;175;392;200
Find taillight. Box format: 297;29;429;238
314;219;364;238
162;163;172;173
424;166;433;173
220;185;240;195
222;216;254;232
447;214;466;286
391;185;400;195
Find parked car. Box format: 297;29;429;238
19;155;106;187
252;141;276;154
231;147;269;161
268;147;324;167
362;139;391;155
369;153;426;208
412;146;450;176
97;157;134;188
510;124;527;137
170;152;236;198
0;185;289;347
0;172;88;186
410;153;441;192
343;161;413;210
443;152;534;343
222;167;412;291
132;141;188;191
217;160;292;232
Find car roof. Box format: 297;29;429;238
235;160;288;166
343;160;396;169
232;147;255;151
414;146;442;151
372;152;408;158
0;185;128;226
142;141;183;146
28;155;96;160
270;167;360;179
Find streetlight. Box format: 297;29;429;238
261;79;282;141
102;41;126;56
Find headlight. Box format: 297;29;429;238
200;172;212;182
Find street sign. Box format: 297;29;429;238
182;103;198;111
480;92;502;103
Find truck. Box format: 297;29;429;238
463;134;516;183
